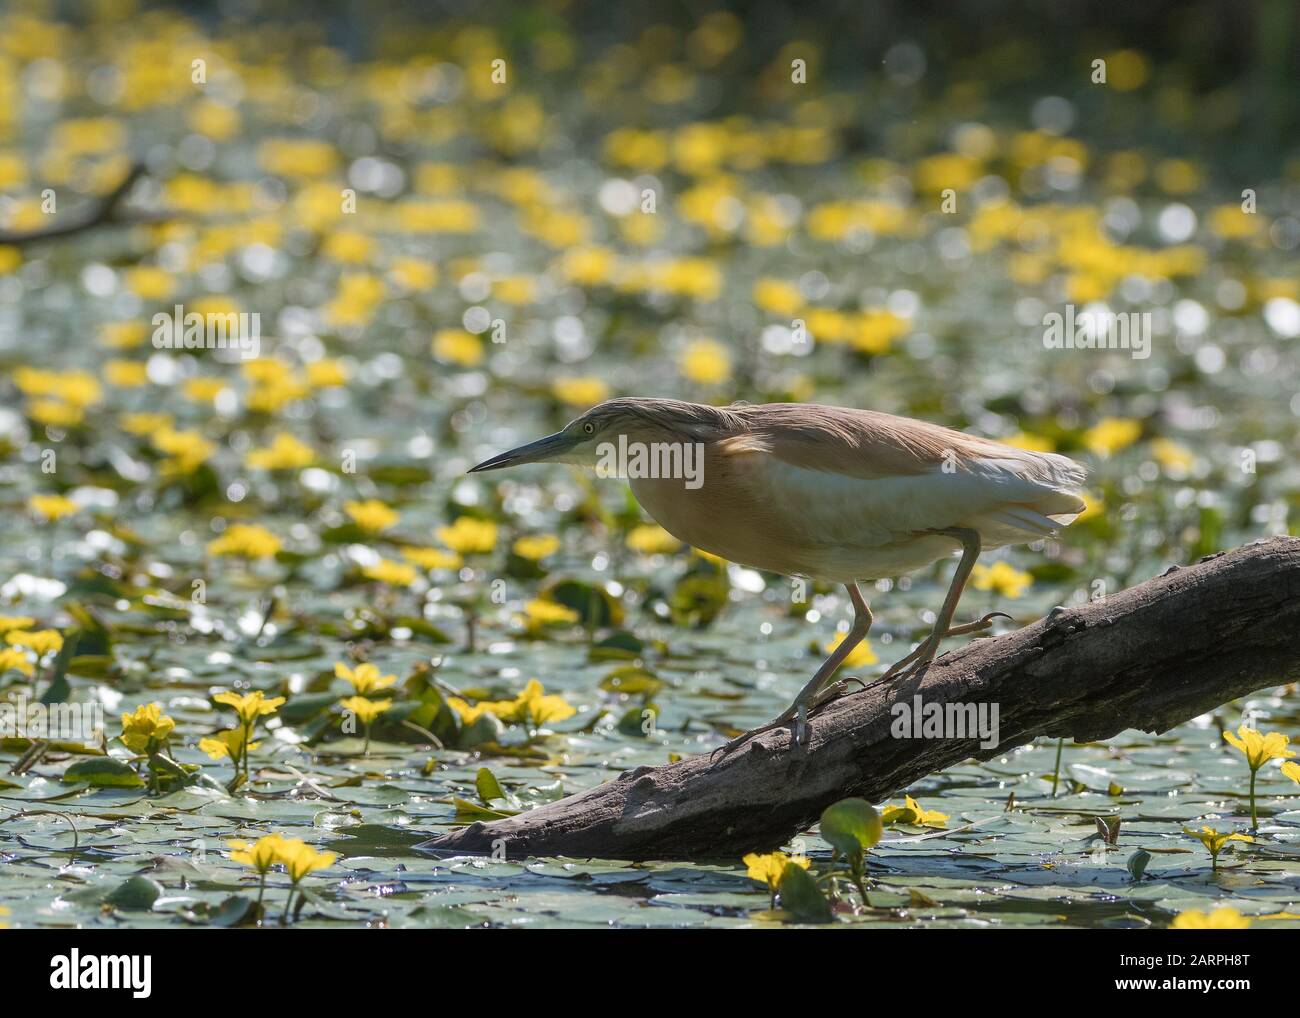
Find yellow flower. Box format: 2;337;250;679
826;630;877;668
119;702;175;753
344;499;399;533
552;377;609;407
389;257;438;291
1002;431;1055;453
214;690;286;725
752;278;803;317
6;629;63;656
14;368;100;405
1282;761;1300;785
0;648;35;676
153;428;215;473
742;850;811;892
305;359;349;388
182;377;227;402
259;138;339;178
880;795;948;828
277;839;338;883
189;100;241;141
200;728;260;761
322;231;374;264
104;359;149;387
1184;826;1253;870
494;276;536;305
970;561;1032;599
124;266;175;301
340;695;392;726
445;696;496;724
1155;158;1201;194
437;517;498;555
1151;437;1195;473
626;524;681;555
335;662;396;695
1171;907;1251;930
0;615;37;633
432;329;484;368
28;399;83;427
679;339;732;385
1084;417;1142;456
208;524;282;560
521;599;580;629
400;546;462;571
326;273;386;327
1223;726;1295;771
28;494;78;521
243;359;287;385
228;834;289;873
1105;49;1150;92
513;535;560;560
362;559;418;586
120;412;172;435
247;433;315;470
512;679;578;725
247;377;309;414
447;678;576;727
561;246;618;286
850;310;907;355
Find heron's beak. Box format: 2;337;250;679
469;430;579;473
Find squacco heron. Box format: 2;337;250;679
471;398;1086;750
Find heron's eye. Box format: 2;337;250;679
583;422;595;435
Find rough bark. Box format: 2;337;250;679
419;537;1300;861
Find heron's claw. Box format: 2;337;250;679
811;676;866;709
709;699;809;763
879;610;1011;683
945;610;1011;636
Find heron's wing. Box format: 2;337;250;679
724;404;1086;547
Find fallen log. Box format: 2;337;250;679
419;537;1300;861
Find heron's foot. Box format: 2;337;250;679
879;611;1010;683
709;689;827;763
944;610;1012;637
810;676;866;710
878;635;939;683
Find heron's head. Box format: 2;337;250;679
468;397;742;474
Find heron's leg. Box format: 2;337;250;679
879;527;982;682
711;582;871;759
871;610;1009;680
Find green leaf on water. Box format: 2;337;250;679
589;630;644;661
62;757;144;788
451;797;517;822
105;876;162;911
599;665;663;697
542;579;622;628
820;798;883;856
616;704;656;736
778;863;833;924
1127;849;1152;882
475;766;506;805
